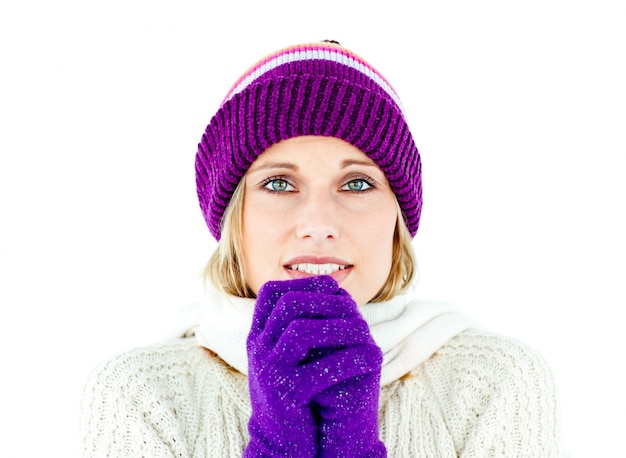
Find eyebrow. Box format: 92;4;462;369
340;159;378;169
248;161;299;173
248;158;379;173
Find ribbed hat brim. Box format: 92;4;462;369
196;74;421;240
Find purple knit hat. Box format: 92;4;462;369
196;41;422;240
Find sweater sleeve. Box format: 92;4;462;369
80;341;195;458
426;330;563;458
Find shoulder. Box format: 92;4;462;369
422;328;557;409
433;328;554;379
81;337;206;402
80;336;249;456
83;336;208;383
419;329;562;456
81;336;245;405
80;337;210;424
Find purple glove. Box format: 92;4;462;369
314;353;386;457
244;276;383;457
306;282;386;457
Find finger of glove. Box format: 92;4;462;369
292;343;383;405
315;372;381;419
278;275;340;294
249;276;341;341
248;362;311;418
248;318;373;415
272;317;373;366
258;276;340;302
256;292;361;349
278;289;359;319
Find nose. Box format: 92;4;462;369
295;190;339;243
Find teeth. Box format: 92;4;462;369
288;263;348;275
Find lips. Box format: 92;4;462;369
287;263;348;275
284;256;352;278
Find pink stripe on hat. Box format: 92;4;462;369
221;42;405;116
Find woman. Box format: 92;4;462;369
81;41;563;457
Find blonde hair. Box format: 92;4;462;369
204;176;417;302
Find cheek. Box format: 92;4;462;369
348;220;395;306
241;203;288;293
367;202;397;247
355;203;397;293
374;203;397;263
242;213;266;293
370;218;395;274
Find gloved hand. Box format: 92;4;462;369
314;370;386;457
312;292;386;458
243;275;384;457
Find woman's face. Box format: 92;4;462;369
241;135;398;306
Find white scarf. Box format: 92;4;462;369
192;287;478;386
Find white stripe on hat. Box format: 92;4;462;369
223;45;406;117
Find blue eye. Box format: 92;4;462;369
263;178;294;192
342;178;373;192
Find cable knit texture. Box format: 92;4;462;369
80;329;562;457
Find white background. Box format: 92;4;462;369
1;0;624;456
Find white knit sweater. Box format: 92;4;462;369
80;328;562;457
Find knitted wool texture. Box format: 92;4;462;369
195;41;422;240
245;276;385;457
80;330;562;456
